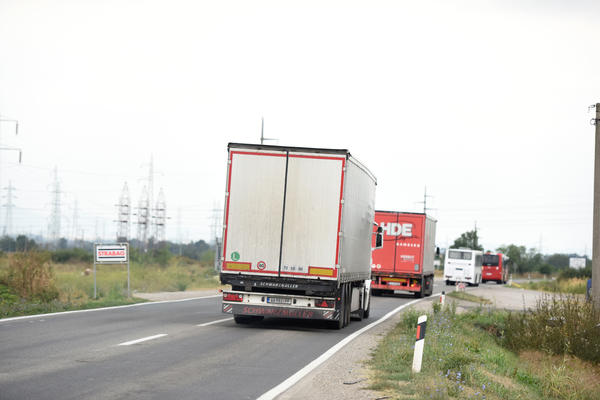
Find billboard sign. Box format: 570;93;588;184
95;243;128;264
569;257;586;270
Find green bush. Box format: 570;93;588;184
503;294;600;364
5;251;59;302
51;248;93;263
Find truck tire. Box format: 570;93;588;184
413;277;424;298
425;275;434;296
333;283;347;330
344;284;351;327
363;292;371;319
351;285;366;321
233;315;264;324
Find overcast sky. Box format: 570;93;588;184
0;0;598;255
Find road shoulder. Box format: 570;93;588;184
277;284;546;400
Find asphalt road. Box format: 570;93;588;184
0;281;448;400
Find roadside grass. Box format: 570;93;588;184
0;282;146;317
503;294;600;365
446;291;492;305
368;301;600;399
0;253;220;318
507;278;587;295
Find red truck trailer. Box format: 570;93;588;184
482;252;509;284
371;211;436;297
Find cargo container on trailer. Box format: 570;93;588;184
370;211;436;297
220;143;382;329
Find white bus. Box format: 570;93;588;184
444;248;482;286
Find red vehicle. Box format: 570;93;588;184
371;211;436;297
482;252;509;284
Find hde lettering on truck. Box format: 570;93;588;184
219;143;383;329
370;211;437;298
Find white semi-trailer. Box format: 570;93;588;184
220;143;381;329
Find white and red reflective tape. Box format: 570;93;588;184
412;314;427;373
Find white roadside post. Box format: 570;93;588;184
440;291;445;305
412;314;427;373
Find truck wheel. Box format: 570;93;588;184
333;283;347;330
425;275;434;296
371;289;380;296
363;292;370;319
233;315;264;324
344;284;351;327
351;286;366;321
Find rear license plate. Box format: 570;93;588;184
486;273;493;275
267;297;292;305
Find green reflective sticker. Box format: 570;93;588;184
231;251;240;261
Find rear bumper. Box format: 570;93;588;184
223;302;339;320
482;271;502;280
371;274;423;292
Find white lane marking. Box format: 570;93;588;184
118;334;168;346
0;295;221;323
257;292;442;400
197;317;233;327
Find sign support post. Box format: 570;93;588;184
94;243;130;299
94;259;97;299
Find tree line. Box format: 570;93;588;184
0;235;215;266
450;229;591;277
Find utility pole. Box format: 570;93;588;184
2;181;16;236
260;117;277;145
116;182;131;241
153;188;167;243
591;102;600;309
71;199;79;243
0;116;22;232
48;167;62;246
417;186;434;214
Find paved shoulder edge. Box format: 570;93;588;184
0;294;221;323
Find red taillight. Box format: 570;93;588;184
315;300;334;308
223;293;243;302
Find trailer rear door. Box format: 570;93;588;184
394;213;425;274
222;148;345;280
279;154;345;278
222;149;286;276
